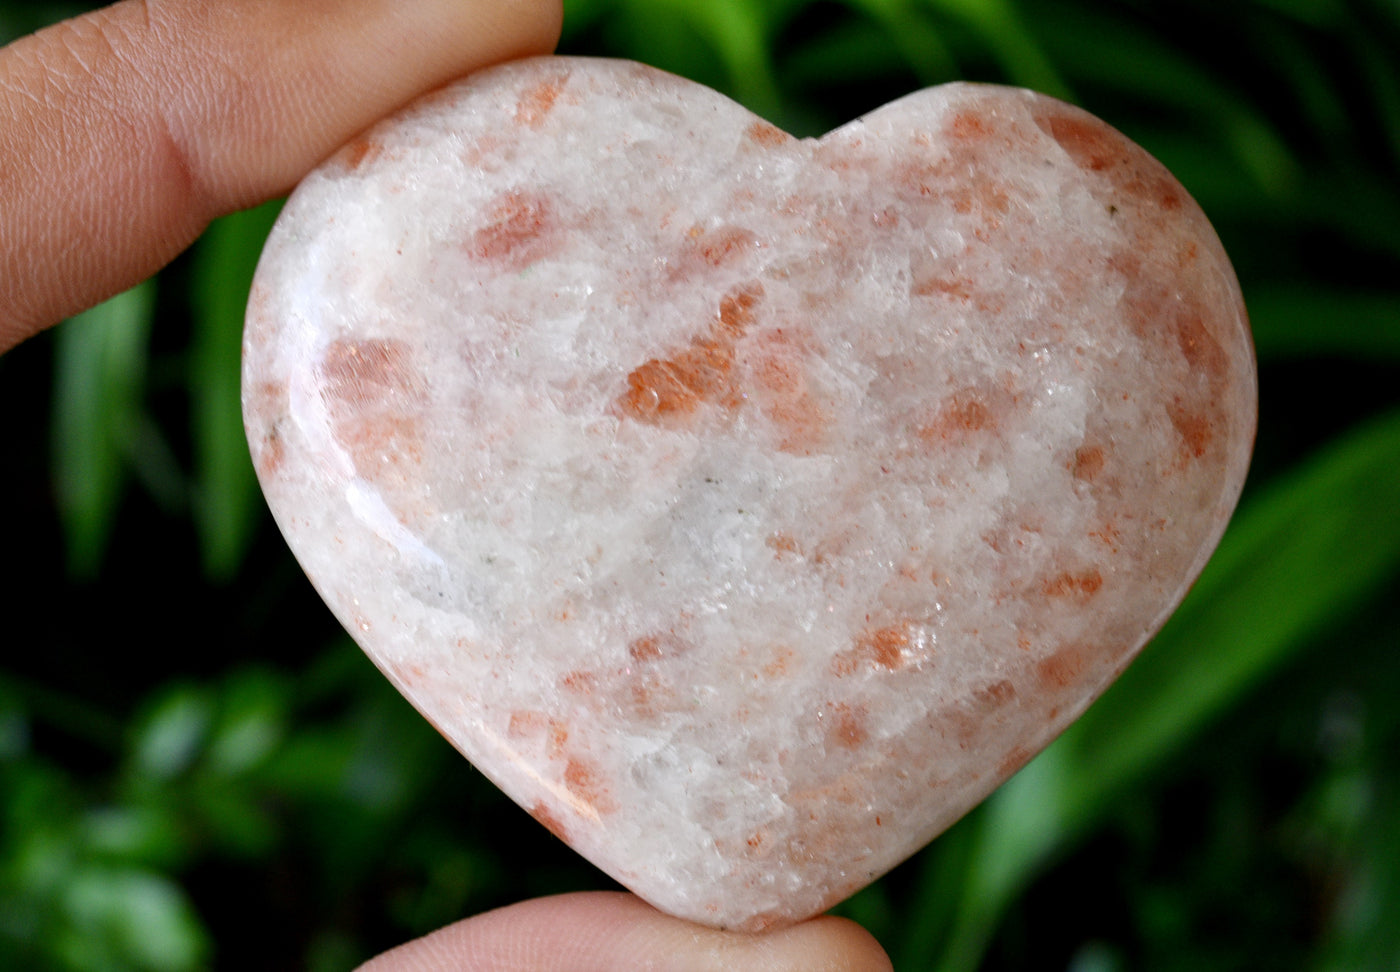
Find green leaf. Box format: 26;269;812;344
1143;138;1272;222
923;407;1400;970
189;777;279;858
1352;23;1400;170
50;283;156;579
205;668;290;776
1297;167;1400;264
624;0;782;119
59;868;209;972
1031;8;1297;195
0;693;26;761
893;812;983;969
189;200;282;581
0;671;122;753
1247;286;1400;361
1314;778;1400;970
1247;0;1347;26
1076;408;1400;793
80;804;187;871
838;0;958;84
560;0;613;40
1257;20;1349;150
782;20;914;89
924;0;1071;99
129;686;214;782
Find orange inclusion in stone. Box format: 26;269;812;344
515;74;567;128
1041;568;1104;600
617;283;763;421
470;189;553;265
831;624;910;676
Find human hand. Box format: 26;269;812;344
0;0;562;349
358;892;892;971
0;3;894;968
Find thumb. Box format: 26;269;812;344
0;0;563;349
356;892;895;972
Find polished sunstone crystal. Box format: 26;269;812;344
242;56;1256;931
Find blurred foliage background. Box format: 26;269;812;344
3;0;1399;969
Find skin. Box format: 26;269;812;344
0;3;894;969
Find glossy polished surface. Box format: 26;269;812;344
243;57;1256;930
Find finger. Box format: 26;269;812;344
356;892;894;972
0;0;563;351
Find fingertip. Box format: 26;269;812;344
179;0;569;211
0;0;567;345
355;892;894;972
760;914;896;972
497;0;566;61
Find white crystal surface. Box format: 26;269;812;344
243;57;1256;930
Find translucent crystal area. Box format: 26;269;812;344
243;56;1256;931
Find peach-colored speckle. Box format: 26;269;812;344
1037;643;1091;690
516;74;568;128
913;276;975;301
321;338;415;397
766;532;800;556
1174;305;1230;379
341;134;382;171
1169;403;1215;460
832;624;909;676
974;679;1017;707
1072;445;1106;481
508;710;570;759
747;120;791;147
687;225;759;270
561;670;599;695
763;646;796;678
1042;568;1104;601
628;631;688;662
319;339;426;482
470;189;554;267
617;282;764;424
564;757;618;814
530;801;570;841
996;745;1034;778
824;702;870;750
948;110;993;141
1035;110;1128;172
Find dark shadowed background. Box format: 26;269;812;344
3;1;1399;969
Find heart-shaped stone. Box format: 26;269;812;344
243;56;1256;931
